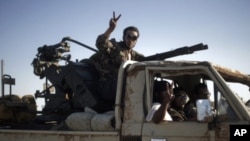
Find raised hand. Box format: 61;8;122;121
163;82;175;103
109;11;121;30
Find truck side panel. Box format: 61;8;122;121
142;122;216;141
122;70;146;137
0;130;119;141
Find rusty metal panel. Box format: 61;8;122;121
123;70;146;123
121;70;146;137
214;123;230;141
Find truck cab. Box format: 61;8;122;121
117;60;250;141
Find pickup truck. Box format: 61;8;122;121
0;59;250;141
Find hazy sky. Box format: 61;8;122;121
1;0;250;105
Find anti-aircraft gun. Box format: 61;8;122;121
31;37;208;122
32;38;100;120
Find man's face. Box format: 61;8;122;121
174;90;188;108
124;30;138;49
197;87;210;99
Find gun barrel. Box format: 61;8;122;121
139;43;208;61
62;37;98;52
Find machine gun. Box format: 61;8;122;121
139;43;208;61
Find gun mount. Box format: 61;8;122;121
31;38;100;119
32;37;98;79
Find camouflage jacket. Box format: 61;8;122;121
168;108;188;121
89;34;144;79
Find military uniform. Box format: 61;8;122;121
89;34;144;112
90;34;144;80
168;108;188;121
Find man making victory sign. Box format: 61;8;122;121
89;11;144;112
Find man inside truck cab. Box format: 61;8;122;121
168;87;189;121
146;80;174;124
146;80;191;123
184;83;213;122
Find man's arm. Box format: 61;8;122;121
152;82;174;124
152;99;171;124
96;12;121;51
103;11;121;38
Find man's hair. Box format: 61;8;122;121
153;80;169;103
123;26;140;40
153;80;169;93
194;83;207;95
173;87;186;96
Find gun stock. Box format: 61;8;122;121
139;43;208;61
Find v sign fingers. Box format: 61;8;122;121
113;11;121;22
109;11;121;30
165;82;175;102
